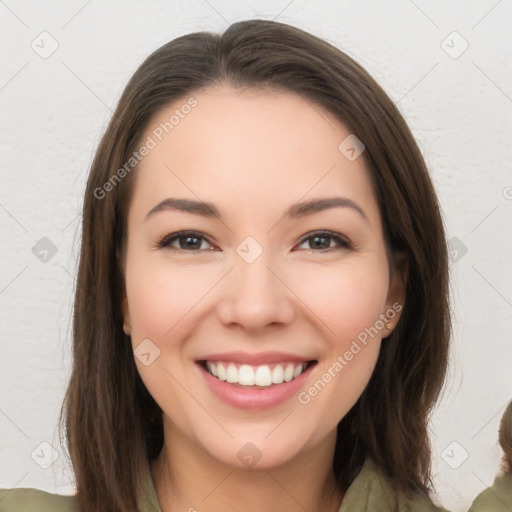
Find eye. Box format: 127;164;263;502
156;231;216;252
156;230;352;253
295;230;351;252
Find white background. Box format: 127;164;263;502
1;1;511;511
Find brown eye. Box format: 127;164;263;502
157;231;215;252
156;230;351;253
296;231;351;252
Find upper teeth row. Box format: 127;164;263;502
206;361;307;387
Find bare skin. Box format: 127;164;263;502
121;84;405;512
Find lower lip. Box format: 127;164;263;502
198;362;316;410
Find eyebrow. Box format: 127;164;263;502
145;196;368;222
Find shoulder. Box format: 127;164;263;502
0;488;77;512
339;459;451;512
468;473;512;512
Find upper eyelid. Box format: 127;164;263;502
297;230;350;245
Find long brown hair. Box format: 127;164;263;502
59;19;451;511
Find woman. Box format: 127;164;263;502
0;19;451;511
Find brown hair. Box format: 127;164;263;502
499;400;512;474
59;19;450;511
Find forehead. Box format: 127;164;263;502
130;85;380;227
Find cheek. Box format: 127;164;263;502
285;258;390;345
292;264;387;428
124;256;210;423
125;255;215;340
287;258;388;400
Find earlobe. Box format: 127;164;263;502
388;252;408;305
121;292;132;336
384;252;408;336
123;322;131;337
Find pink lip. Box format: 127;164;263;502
196;361;316;410
196;351;313;365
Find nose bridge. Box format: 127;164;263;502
218;237;295;329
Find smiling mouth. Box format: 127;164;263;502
198;360;317;388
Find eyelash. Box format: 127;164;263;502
156;230;352;254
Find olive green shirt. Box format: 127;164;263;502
0;459;449;511
467;472;512;512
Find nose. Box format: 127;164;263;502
216;250;296;332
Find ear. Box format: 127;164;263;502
121;289;132;337
382;252;408;337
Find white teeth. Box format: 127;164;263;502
226;363;238;383
254;365;272;386
205;361;308;387
216;362;226;381
271;365;284;384
239;364;254;385
283;363;295;382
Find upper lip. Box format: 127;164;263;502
196;351;315;365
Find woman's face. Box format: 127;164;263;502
122;85;405;469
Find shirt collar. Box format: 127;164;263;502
140;458;443;512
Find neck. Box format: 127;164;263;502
151;422;343;512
